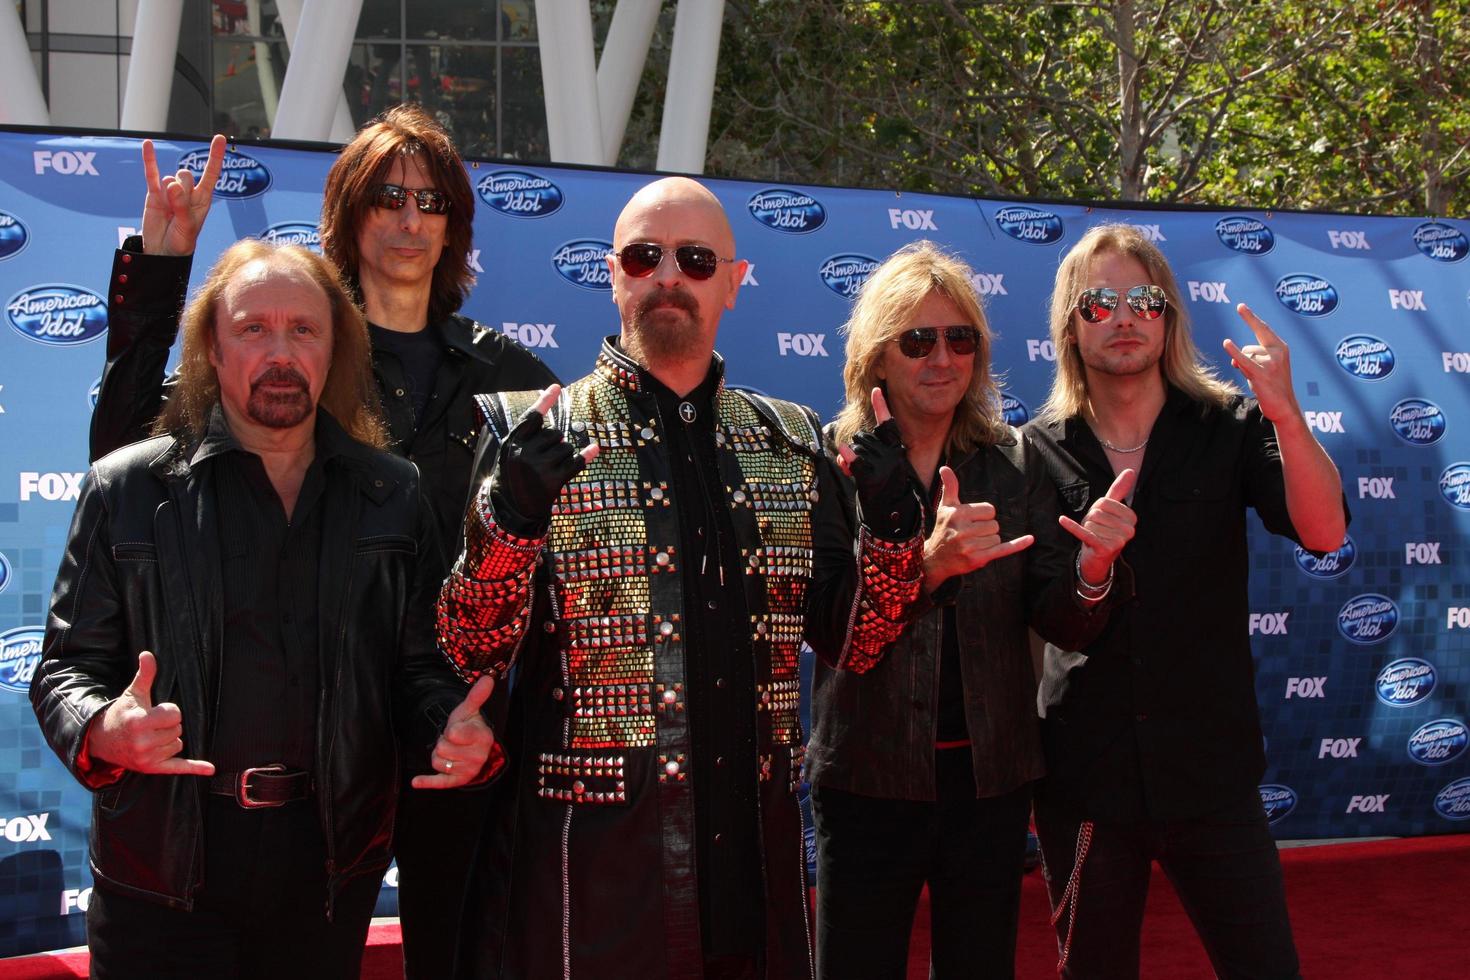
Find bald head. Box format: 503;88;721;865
614;177;735;254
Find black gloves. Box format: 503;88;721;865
489;404;587;536
848;419;920;540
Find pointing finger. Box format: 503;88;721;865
154;757;215;777
126;651;158;709
141;139;162;194
530;384;561;418
450;674;496;723
1105;467;1137;503
1058;514;1105;551
579;442;601;465
870;387;892;425
1236;303;1282;347
198;134;226;198
1222;338;1258;378
985;535;1035;561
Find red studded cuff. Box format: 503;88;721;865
836;526;925;673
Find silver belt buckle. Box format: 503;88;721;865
236;764;288;808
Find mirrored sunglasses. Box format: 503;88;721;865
1076;284;1168;323
371;182;451;215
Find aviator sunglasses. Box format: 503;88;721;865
618;243;734;281
1076;284;1168;323
896;325;980;359
371;182;451;215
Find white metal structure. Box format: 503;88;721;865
1;0;725;172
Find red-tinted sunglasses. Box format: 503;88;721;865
618;242;734;281
896;325;979;359
1076;284;1167;323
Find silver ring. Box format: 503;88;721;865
444;760;454;771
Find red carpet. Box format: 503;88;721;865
2;835;1465;978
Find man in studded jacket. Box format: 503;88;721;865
437;177;925;980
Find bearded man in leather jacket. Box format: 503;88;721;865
31;241;496;980
805;242;1136;980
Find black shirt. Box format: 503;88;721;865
370;321;445;425
192;407;334;774
1025;387;1348;822
646;366;764;957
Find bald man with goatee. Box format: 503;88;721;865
437;178;926;979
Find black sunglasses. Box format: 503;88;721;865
1076;284;1167;323
896;325;980;359
618;242;733;281
371;182;451;215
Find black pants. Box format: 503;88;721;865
87;797;381;980
812;750;1033;980
394;780;498;979
1034;792;1302;980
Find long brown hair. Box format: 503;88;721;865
154;239;387;448
833;241;1008;455
1038;223;1238;423
319;103;475;324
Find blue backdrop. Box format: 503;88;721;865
1;129;1467;956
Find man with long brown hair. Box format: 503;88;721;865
89;105;558;977
34;240;496;979
1026;224;1347;979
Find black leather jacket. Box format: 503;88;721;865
806;427;1131;801
88;242;559;552
30;413;465;913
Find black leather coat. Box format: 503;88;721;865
30;413;465;913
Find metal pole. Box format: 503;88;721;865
275;0;358;142
596;0;660;166
656;0;724;174
534;0;603;165
246;0;280;127
120;0;185;131
0;0;49;124
273;0;363;141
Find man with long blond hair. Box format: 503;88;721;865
806;241;1134;979
1025;224;1347;979
33;240;496;979
88;104;557;977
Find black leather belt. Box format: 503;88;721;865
209;765;314;808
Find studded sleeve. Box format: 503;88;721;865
436;480;546;683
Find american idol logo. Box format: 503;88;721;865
1407;719;1468;766
0;209;28;260
1434;777;1470;820
818;254;880;298
1413;222;1468;263
1389;398;1446;446
551;239;614;291
477;170;564;217
0;626;43;695
1337;593;1398;644
0;551;10;595
1275;274;1339;317
1293;535;1355;579
1001;394;1029;427
1334;335;1394;381
1375;657;1436;707
1439;463;1470;511
1259;784;1297;824
89;376;101;409
1215;216;1275;254
258;221;321;251
993;206;1064;245
179;147;271;199
7;284;108;346
747;188;826;234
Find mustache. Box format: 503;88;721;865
636;287;699;319
387;236;430;250
250;365;309;393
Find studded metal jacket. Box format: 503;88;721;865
437;340;923;980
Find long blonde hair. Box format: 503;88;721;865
1037;223;1238;423
833;241;1007;454
154;239;387;448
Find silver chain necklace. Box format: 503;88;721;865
1097;435;1148;454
